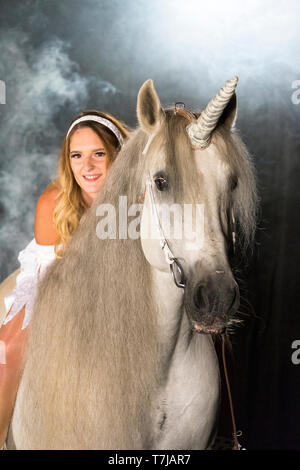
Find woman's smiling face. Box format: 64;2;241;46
69;126;108;206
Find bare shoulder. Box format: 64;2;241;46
42;179;60;199
34;180;61;245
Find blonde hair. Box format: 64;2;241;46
53;110;129;258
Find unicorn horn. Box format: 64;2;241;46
187;76;238;148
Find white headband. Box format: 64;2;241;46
66;115;124;146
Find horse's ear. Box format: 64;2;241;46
217;93;238;129
137;79;164;133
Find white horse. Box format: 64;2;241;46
7;77;257;449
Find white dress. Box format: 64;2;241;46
3;238;56;330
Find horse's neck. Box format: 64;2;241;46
151;267;217;388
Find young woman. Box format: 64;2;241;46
0;110;129;447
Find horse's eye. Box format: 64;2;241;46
154;176;168;191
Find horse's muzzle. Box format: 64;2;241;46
184;274;240;335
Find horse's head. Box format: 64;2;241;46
137;78;257;335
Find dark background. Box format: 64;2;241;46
0;0;299;449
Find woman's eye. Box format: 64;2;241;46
95;152;106;157
70;153;81;159
154;176;168;191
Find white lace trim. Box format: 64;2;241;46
3;238;56;330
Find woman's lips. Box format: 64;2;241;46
82;174;101;182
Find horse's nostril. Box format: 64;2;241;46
193;284;208;311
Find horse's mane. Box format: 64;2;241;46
22;128;160;449
20;110;257;449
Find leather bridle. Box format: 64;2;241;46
146;175;186;288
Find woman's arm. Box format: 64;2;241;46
2;182;60;330
34;181;60;245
